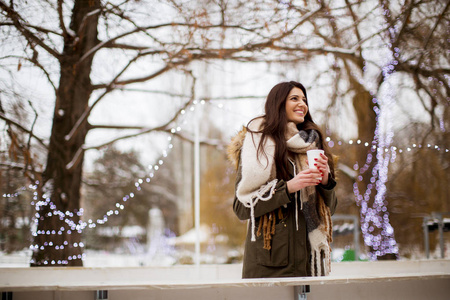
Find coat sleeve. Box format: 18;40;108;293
317;174;338;215
233;160;292;221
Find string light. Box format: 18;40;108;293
4;139;445;201
350;2;402;260
325;139;448;154
24;100;205;265
206;99;443;260
29;148;169;263
2;94;447;263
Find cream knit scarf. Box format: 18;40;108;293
236;118;332;276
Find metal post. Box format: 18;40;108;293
294;285;310;300
194;102;201;267
423;216;430;259
96;290;108;300
353;215;359;260
436;213;445;259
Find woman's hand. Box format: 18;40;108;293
286;152;330;193
286;168;322;193
313;153;329;185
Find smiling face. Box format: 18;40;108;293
285;87;308;124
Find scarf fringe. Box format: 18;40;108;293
309;226;332;276
248;179;278;242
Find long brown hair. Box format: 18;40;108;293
247;81;335;181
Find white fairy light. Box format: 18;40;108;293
23;100;201;265
3;95;446;264
352;2;400;260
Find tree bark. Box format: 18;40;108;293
31;0;100;267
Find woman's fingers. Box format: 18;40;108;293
291;168;324;191
313;154;329;175
314;154;327;166
298;169;322;184
301;168;322;176
288;169;322;192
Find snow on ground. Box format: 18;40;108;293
1;243;449;267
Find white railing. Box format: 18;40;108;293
0;260;449;300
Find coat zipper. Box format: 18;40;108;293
288;158;303;274
288;158;302;210
288;158;302;234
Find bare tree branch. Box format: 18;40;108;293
0;22;62;36
412;73;438;128
337;162;357;181
415;0;450;70
0;55;57;92
63;6;326;146
334;2;379;37
103;2;170;50
0;161;42;173
388;0;416;49
83;71;198;150
75;8;102;39
0;112;48;149
80;4;323;66
77;22;267;65
88;88;264;104
102;42;151;51
23;100;38;174
345;0;363;58
0;0;61;58
57;0;71;38
65;147;83;171
92;54;187;89
22;55;58;93
66;51;184;144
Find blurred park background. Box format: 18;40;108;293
0;0;449;267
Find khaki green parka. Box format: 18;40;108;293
233;157;337;278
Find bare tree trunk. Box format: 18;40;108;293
31;0;100;267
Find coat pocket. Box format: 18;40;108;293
256;220;289;267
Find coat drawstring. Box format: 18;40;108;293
289;158;301;231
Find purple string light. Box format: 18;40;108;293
352;3;400;260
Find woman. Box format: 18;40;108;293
228;81;337;278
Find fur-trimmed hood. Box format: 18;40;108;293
227;125;247;170
227;118;266;169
